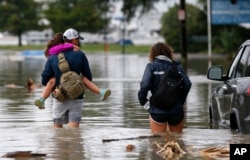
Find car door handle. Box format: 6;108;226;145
222;86;228;90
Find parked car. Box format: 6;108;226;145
116;39;133;45
207;39;250;134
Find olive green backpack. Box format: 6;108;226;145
53;53;85;102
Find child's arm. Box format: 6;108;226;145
82;77;100;94
49;43;74;55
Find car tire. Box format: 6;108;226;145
230;113;238;130
209;107;213;122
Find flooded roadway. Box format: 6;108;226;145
0;52;250;160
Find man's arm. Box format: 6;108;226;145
41;59;54;86
80;52;92;81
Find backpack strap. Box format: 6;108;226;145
58;52;70;73
172;61;182;73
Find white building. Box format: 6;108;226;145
103;0;197;45
104;0;171;45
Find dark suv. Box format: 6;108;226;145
207;39;250;133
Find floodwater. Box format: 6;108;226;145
0;51;250;160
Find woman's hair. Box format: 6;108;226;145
148;42;174;62
44;33;64;58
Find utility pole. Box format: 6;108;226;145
179;0;187;62
207;0;212;63
122;18;126;54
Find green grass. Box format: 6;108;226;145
0;45;45;51
0;44;151;54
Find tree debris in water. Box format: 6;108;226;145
102;127;230;159
155;140;186;159
154;128;186;159
1;151;46;158
126;144;135;152
199;146;229;158
102;134;161;142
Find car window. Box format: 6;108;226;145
236;47;249;78
228;47;244;78
244;46;250;77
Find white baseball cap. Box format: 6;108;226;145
63;28;84;40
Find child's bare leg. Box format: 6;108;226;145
83;77;111;101
83;77;100;94
41;78;56;99
35;78;56;109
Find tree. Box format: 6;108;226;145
195;0;250;55
121;0;154;21
43;0;109;34
0;0;42;46
160;3;207;52
212;25;249;56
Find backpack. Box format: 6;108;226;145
53;53;85;102
151;61;183;110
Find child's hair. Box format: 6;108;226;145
44;33;64;58
26;78;34;86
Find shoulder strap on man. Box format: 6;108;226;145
58;52;70;73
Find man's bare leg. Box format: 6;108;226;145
69;122;79;128
54;123;63;128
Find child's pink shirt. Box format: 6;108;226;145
49;43;74;55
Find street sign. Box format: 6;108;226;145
211;0;250;24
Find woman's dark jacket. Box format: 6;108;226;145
138;55;192;114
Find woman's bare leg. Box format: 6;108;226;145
149;115;167;134
168;119;185;133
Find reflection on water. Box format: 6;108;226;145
0;52;249;159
